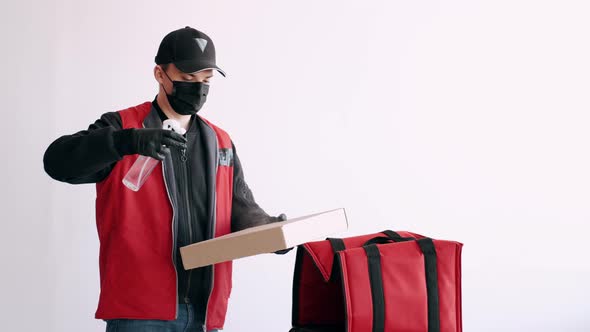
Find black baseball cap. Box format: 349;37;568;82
155;26;226;76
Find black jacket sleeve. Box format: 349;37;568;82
43;112;127;184
230;142;283;232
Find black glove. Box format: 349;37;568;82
274;213;294;255
114;128;187;160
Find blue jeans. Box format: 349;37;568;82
104;304;219;332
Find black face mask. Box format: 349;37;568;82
162;70;209;115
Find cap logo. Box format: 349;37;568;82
195;38;208;52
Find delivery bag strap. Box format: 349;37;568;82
364;244;386;332
327;238;346;253
363;238;440;332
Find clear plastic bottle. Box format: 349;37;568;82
122;119;186;191
122;155;161;191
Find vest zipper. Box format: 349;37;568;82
145;121;179;319
162;147;179;319
203;131;219;331
181;146;194;304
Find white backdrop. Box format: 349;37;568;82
2;0;589;331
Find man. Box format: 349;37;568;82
43;26;289;332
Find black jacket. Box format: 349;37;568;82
43;100;282;323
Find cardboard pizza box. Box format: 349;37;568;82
180;208;348;270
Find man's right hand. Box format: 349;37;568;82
114;128;187;160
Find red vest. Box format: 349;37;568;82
94;102;234;330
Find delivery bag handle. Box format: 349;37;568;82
328;230;416;252
362;230;415;246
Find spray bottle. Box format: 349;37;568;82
122;119;186;191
